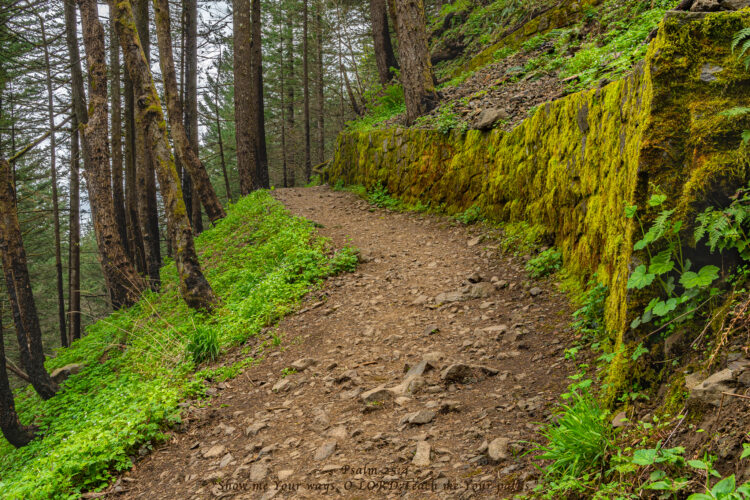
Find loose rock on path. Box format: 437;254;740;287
115;186;576;499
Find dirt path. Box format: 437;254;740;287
115;186;576;499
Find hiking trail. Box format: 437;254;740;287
115;186;577;499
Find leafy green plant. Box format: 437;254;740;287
455;204;483;225
687;456;750;500
732;27;750;69
526;248;562;278
367;182;402;210
695;184;750;262
186;325;220;364
0;192;359;498
572;278;608;340
281;367;296;378
535;388;612;483
345;83;405;133
501;221;547;255
625;193;720;330
415;102;467;135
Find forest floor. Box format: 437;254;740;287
110;186;580;499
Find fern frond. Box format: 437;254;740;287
731;28;750;52
720;107;750;118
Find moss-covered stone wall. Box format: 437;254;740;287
328;12;750;399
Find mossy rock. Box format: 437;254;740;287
329;11;750;403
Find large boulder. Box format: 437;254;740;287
50;363;83;384
474;108;510;130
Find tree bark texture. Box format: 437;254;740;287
370;0;399;84
110;0;218;312
315;1;325;164
153;0;226;225
110;23;129;259
0;159;59;401
251;0;269;189
124;70;147;273
233;0;257;194
285;20;296;187
0;302;36;448
303;0;311;182
68;118;81;343
133;0;162;291
38;16;67;348
76;0;146;309
182;0;203;233
393;0;437;124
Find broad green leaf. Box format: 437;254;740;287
680;266;719;289
741;443;750;460
743;129;750;145
688;459;709;470
645;480;673;490
630;316;642;330
628;265;655;289
686;494;713;500
649;194;667;207
632;448;657;466
650;470;666;481
625;205;637;218
645;297;660;312
653;298;678;317
649;249;675;275
711;475;736;495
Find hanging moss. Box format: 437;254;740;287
329;11;750;403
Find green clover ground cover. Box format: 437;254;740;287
0;191;357;499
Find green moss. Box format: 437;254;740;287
329;12;750;405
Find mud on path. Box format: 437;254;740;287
115;186;578;499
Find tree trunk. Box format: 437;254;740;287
110;23;129;259
212;55;232;202
315;1;325;164
0;301;36;448
133;0;162;292
251;0;269;189
233;0;257;194
0;159;59;400
110;0;219;312
182;0;203;233
68;118;81;343
303;0;311;182
75;0;146;309
38;16;67;348
279;22;288;188
124;70;147;273
342;64;363;116
153;0;226;226
285;17;296;187
393;0;437;124
370;0;399;84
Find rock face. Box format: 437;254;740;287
327;13;750;402
412;441;431;466
488;437;509;462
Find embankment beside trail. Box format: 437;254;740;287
327;11;750;397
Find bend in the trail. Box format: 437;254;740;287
116;186;576;499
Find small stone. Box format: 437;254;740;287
468;272;482;283
439;400;461;413
700;63;724;82
290;358;317;372
272;378;292;392
314;441;337;461
612;411;628;428
488;438;510;462
412;441;431;466
441;364;473;383
409;410;437;425
328;425;348;440
277;470;294;481
467;236;482;247
423;325;440;335
468;282;495;299
249;463;268;482
529;287;542;297
361;386;393;404
434;291;466;304
219;453;233;468
245;422;269;436
203;444;226;459
475;107;511;130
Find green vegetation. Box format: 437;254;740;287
455;204;484;225
415;102;468;135
0;192;357;499
345;83;405;133
572;278;609;341
499;221;547;256
525;248;563;278
626;193;722;332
